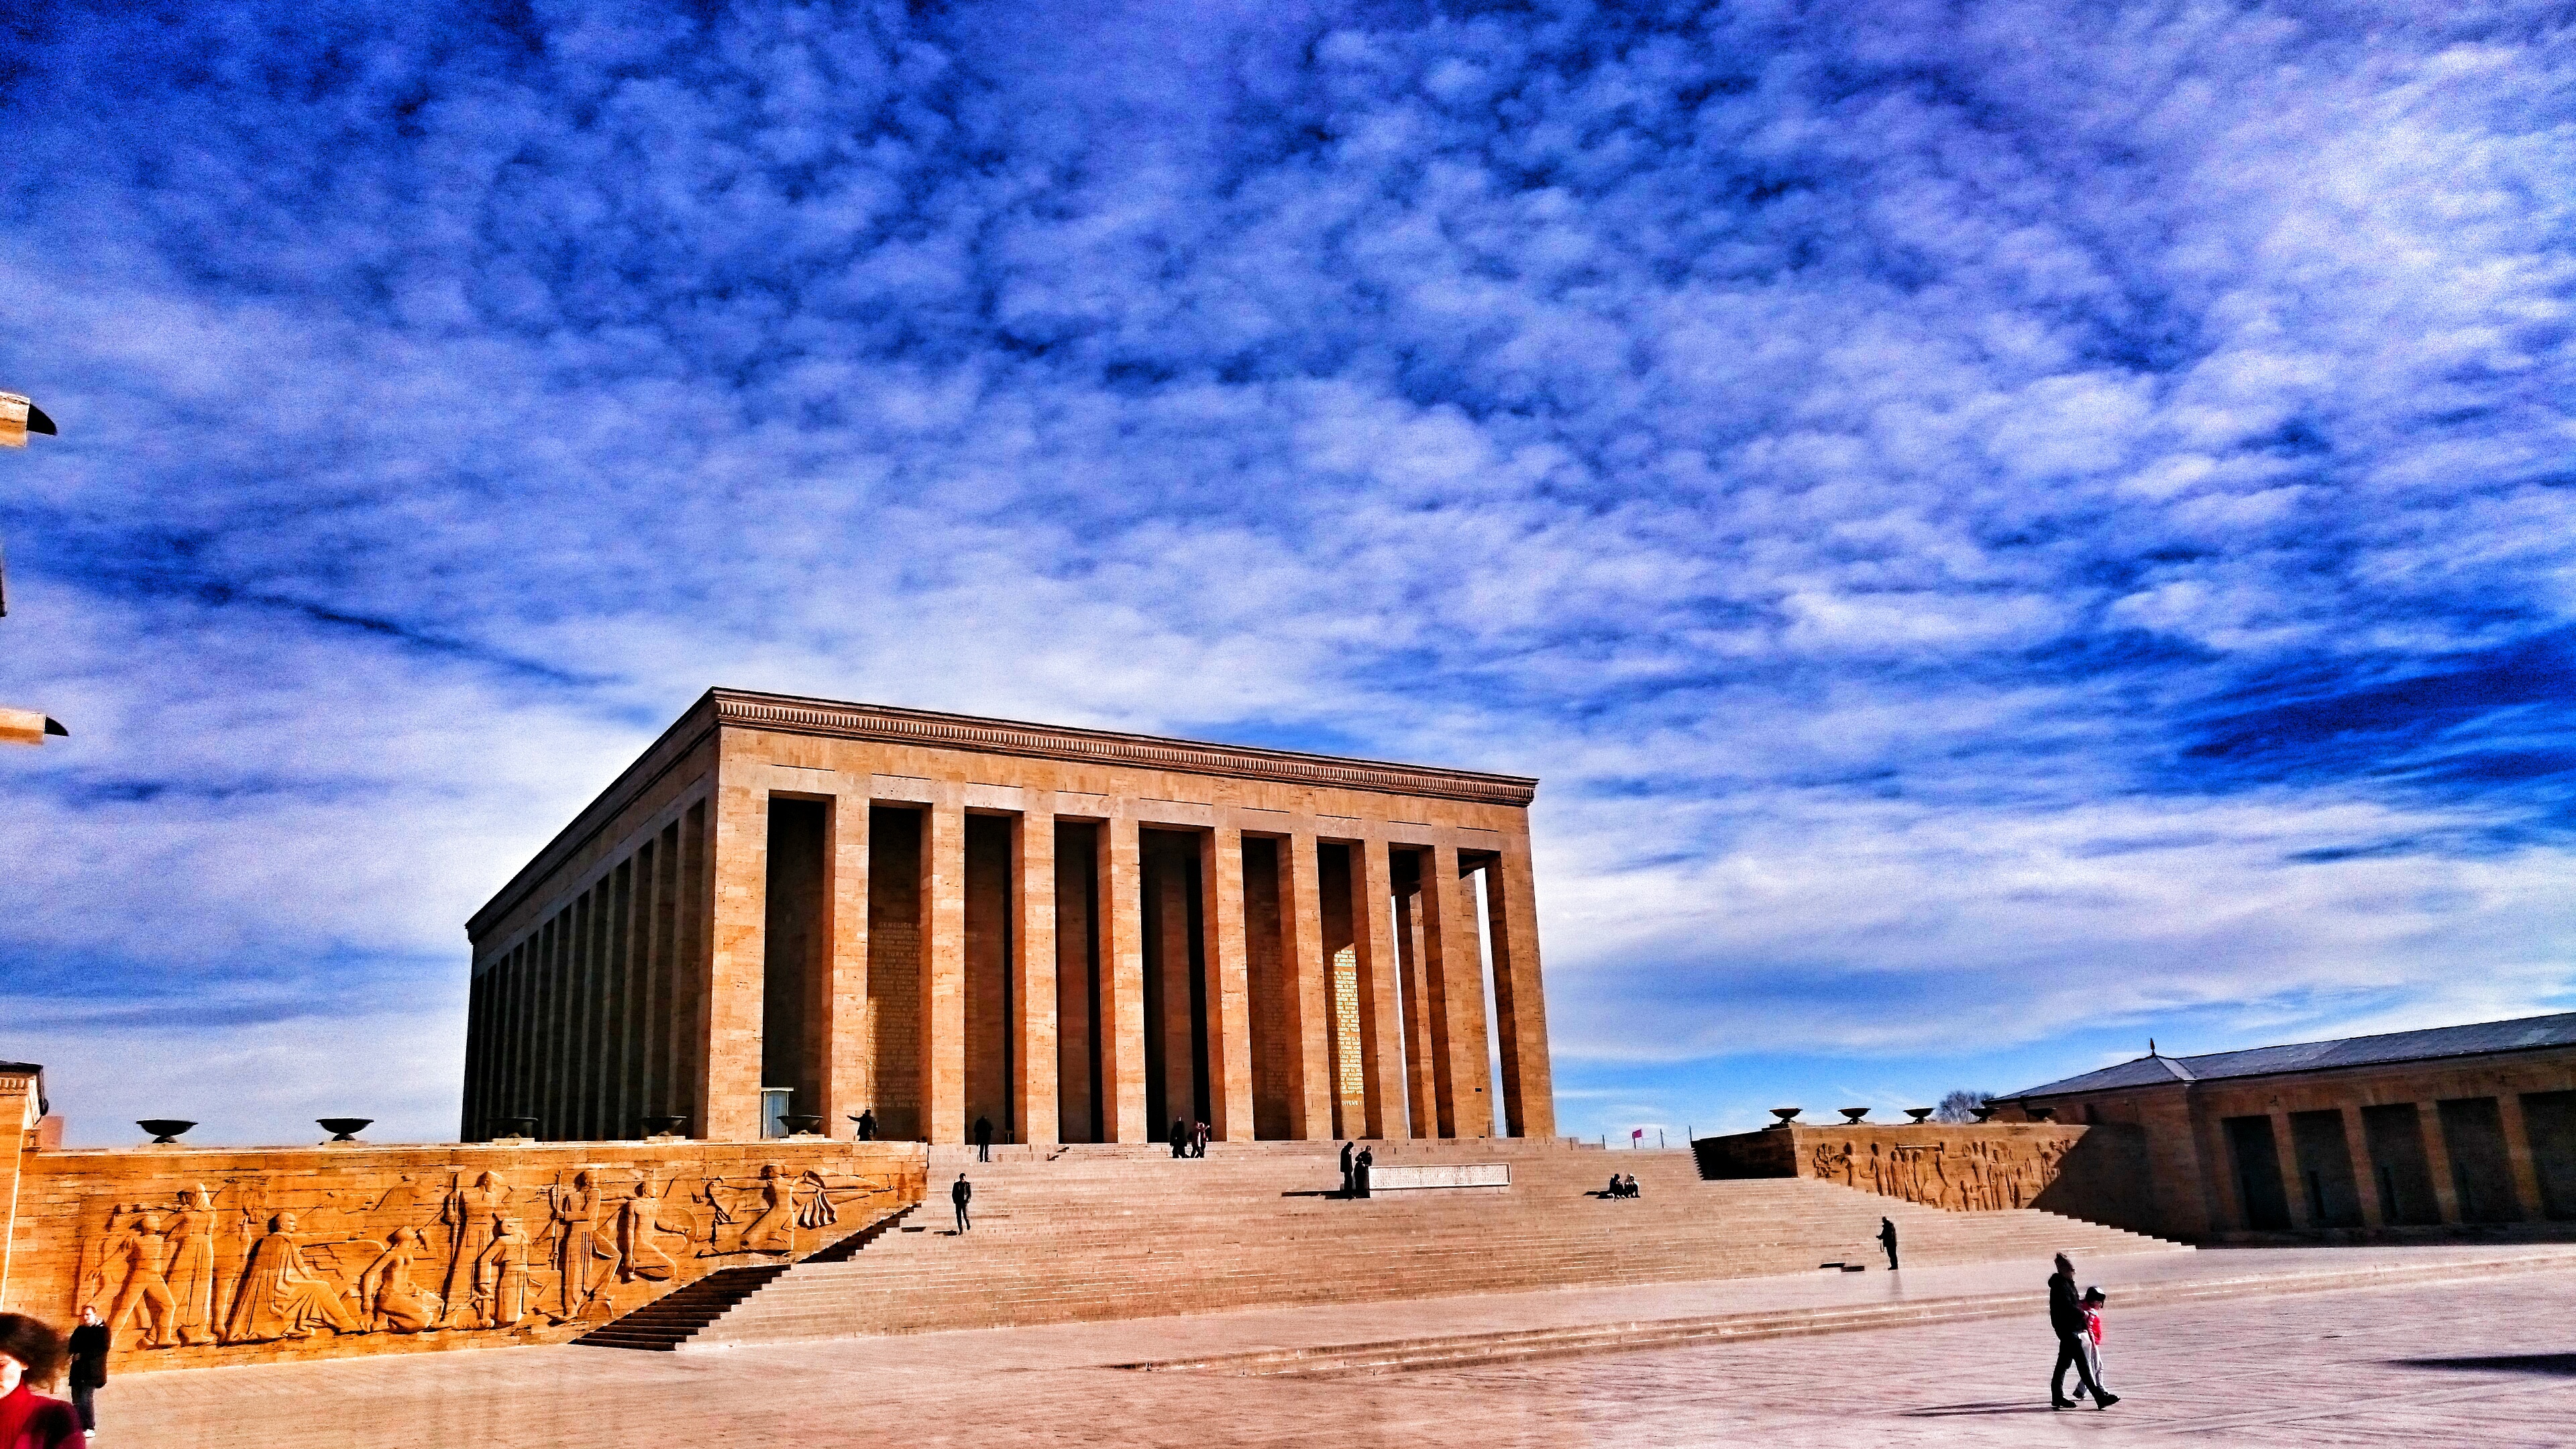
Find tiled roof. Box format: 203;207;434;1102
2008;1011;2576;1099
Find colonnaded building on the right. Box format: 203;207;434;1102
1999;1012;2576;1238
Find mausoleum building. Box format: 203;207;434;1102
461;689;1555;1146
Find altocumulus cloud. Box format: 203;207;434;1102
1;0;2571;1144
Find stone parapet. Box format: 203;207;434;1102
0;1130;925;1374
1694;1122;2153;1235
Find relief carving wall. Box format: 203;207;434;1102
1693;1121;2149;1233
5;1138;924;1373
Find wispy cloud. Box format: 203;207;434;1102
2;0;2571;1144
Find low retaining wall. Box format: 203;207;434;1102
1693;1121;2153;1234
0;1093;924;1374
1371;1163;1510;1194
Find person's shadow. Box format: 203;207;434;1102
1899;1401;2065;1417
2394;1354;2576;1377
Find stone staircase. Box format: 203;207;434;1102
627;1139;2178;1350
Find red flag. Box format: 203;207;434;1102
1631;1128;1644;1142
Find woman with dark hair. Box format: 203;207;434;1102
0;1311;86;1448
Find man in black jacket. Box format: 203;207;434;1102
951;1173;973;1233
1878;1216;1899;1271
974;1114;994;1163
2049;1254;2116;1408
66;1304;108;1432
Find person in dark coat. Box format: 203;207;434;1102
1353;1146;1374;1199
1339;1140;1356;1197
951;1173;973;1234
974;1114;994;1163
2048;1254;2116;1409
1171;1116;1190;1159
0;1311;84;1449
1878;1216;1899;1271
853;1108;876;1141
62;1308;103;1435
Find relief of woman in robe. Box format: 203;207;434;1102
168;1184;223;1344
439;1171;508;1328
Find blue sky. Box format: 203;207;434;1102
2;0;2571;1146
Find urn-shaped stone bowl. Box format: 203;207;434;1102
781;1113;828;1137
639;1114;688;1138
486;1114;540;1140
1905;1107;1936;1122
1970;1106;1997;1122
136;1119;196;1145
1768;1107;1803;1128
1838;1107;1870;1124
316;1117;374;1142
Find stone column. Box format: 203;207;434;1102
1350;837;1408;1140
461;961;490;1140
2268;1109;2310;1229
921;797;968;1144
2495;1091;2543;1222
2418;1101;2462;1224
672;800;713;1138
1485;840;1555;1139
1101;818;1150;1142
1201;824;1256;1142
702;769;770;1142
1419;841;1494;1138
2341;1108;2384;1228
621;845;656;1137
1016;799;1060;1146
1155;851;1195;1128
1281;830;1334;1140
1394;880;1437;1138
824;789;872;1132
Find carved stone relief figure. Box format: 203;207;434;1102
703;1165;796;1257
615;1173;685;1284
547;1170;617;1322
439;1171;508;1328
168;1185;222;1345
474;1217;533;1329
356;1227;441;1334
106;1213;180;1348
223;1213;364;1343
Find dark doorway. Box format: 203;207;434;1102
2288;1109;2364;1228
2224;1115;2292;1230
1140;830;1209;1137
2361;1104;2443;1226
2438;1097;2522;1223
2521;1090;2576;1222
1055;821;1103;1144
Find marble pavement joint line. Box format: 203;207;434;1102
1111;1247;2576;1380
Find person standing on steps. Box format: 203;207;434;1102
1191;1120;1210;1159
853;1108;876;1142
2048;1253;2116;1410
1353;1145;1374;1199
1170;1116;1189;1159
951;1173;973;1234
1340;1140;1356;1197
1878;1216;1899;1271
64;1307;105;1438
974;1115;994;1163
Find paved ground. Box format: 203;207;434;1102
92;1245;2576;1447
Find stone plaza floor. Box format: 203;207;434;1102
97;1245;2576;1446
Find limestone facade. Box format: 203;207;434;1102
462;689;1557;1146
0;1072;924;1375
2000;1013;2576;1238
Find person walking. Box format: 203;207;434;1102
1353;1146;1374;1199
1878;1216;1900;1271
951;1173;973;1234
2068;1287;2111;1402
1191;1120;1210;1159
1170;1116;1190;1160
1340;1140;1356;1197
62;1309;103;1438
0;1311;85;1449
852;1108;877;1142
974;1115;994;1163
2049;1254;2116;1409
